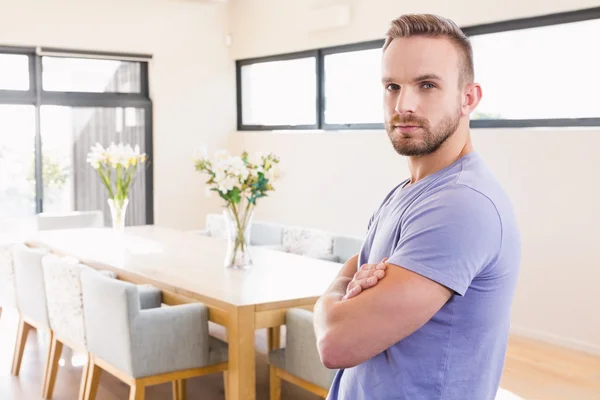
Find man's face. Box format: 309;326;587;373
382;36;465;156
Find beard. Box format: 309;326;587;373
386;107;461;157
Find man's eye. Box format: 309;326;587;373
386;84;400;91
421;82;436;89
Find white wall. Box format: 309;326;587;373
0;0;236;229
227;0;600;354
228;0;600;59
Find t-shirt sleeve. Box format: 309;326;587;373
386;186;502;296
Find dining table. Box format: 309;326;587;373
25;225;344;400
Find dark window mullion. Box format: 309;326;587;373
40;91;151;108
34;55;43;214
0;90;36;105
316;50;325;129
29;54;37;93
140;62;150;97
144;103;154;224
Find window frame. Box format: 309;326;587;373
0;45;154;223
236;49;321;130
235;6;600;130
320;40;385;131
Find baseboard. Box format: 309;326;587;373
510;325;600;356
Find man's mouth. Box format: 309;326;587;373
394;125;421;133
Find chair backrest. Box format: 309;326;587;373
36;210;104;231
12;244;51;328
285;308;337;389
333;235;364;264
282;226;335;260
42;253;91;348
0;243;18;308
250;220;284;246
81;268;140;375
205;213;227;239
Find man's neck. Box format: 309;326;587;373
406;134;474;185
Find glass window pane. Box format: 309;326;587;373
324;48;384;125
471;18;600;120
0;105;36;217
241;57;317;126
0;54;30;91
41;106;148;226
42;57;141;93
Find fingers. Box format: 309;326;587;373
342;284;362;300
343;271;385;300
343;257;390;301
354;267;385;281
360;258;389;271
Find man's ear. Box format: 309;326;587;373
462;83;482;117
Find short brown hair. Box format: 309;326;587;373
383;14;474;86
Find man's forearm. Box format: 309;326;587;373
313;255;358;347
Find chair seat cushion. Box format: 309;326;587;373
268;348;286;370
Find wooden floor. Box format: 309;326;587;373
0;308;598;400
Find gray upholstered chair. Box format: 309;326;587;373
36;210;104;231
249;220;284;246
10;244;52;395
261;226;339;262
189;213;228;239
268;308;337;399
40;253;164;400
80;268;229;400
332;235;364;264
0;242;18;324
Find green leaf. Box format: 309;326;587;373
229;187;241;204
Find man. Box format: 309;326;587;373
313;13;521;400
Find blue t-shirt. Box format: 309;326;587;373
327;152;521;400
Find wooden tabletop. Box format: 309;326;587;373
26;225;343;309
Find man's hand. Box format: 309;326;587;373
342;257;389;300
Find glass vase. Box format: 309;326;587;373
223;203;254;269
108;197;129;234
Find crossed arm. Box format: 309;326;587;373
313;254;452;369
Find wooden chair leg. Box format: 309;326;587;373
180;380;186;400
172;381;179;400
269;366;281;400
172;380;186;400
223;371;229;400
83;359;102;400
11;317;32;376
42;335;63;399
78;354;92;400
129;381;145;400
40;330;54;396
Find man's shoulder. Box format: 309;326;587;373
421;153;513;220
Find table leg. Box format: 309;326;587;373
268;327;281;351
227;305;256;400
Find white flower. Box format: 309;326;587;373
86;143;106;169
222;156;249;181
213;169;226;184
218;175;239;194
